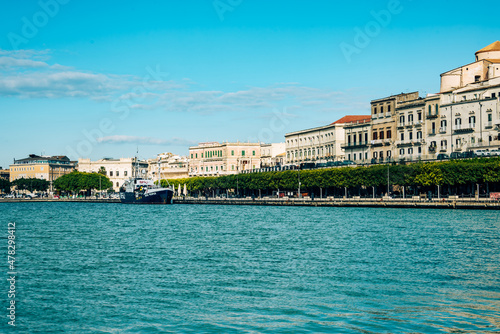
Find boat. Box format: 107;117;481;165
119;158;174;204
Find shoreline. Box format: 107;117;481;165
1;197;500;210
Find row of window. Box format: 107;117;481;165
372;130;392;140
190;150;256;159
399;147;422;156
286;145;335;159
347;133;369;144
286;133;336;146
109;171;127;177
373;104;391;114
399;131;423;141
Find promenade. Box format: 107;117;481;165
2;197;499;209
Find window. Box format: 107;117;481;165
116;182;119;187
373;132;378;140
196;153;198;158
381;106;384;113
216;166;218;171
469;116;476;125
386;130;391;139
110;171;113;177
252;151;255;156
418;147;421;154
408;148;413;155
202;153;204;158
347;135;351;144
359;133;362;143
191;154;193;159
400;115;405;124
124;171;128;176
116;171;119;177
373;152;378;159
242;151;245;156
400;133;404;141
455;118;461;125
232;165;234;170
387;151;391;157
408;114;413;122
388;105;391;112
231;150;234;156
417;131;422;139
379;131;384;140
379;151;384;159
493;93;497;98
418;113;422;121
374;107;377;114
409;132;413;140
441;140;447;148
475;75;480;82
365;133;368;142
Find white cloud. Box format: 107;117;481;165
97;135;197;146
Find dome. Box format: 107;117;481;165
475;41;500;61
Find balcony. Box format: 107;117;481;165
397;123;405;129
371;139;383;146
414;138;425;145
486;121;493;129
414;120;423;127
440;146;448;152
385;112;392;118
397;140;413;147
426;112;438;119
453;124;475;133
439;127;447;134
341;141;369;149
405;121;414;128
428;130;436;136
383;139;392;145
429;146;437;152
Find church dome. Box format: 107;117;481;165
475;41;500;61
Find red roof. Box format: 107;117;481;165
331;115;371;125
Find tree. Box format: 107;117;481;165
98;166;106;176
0;178;11;193
53;171;112;195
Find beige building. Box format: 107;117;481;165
394;94;428;161
147;152;189;180
77;157;148;192
370;92;419;163
260;143;286;167
0;168;9;180
433;42;500;155
341;116;372;163
189;142;262;177
285;115;366;164
9;154;76;191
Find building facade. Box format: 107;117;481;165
370;92;419;163
9;154;76;191
341;116;372;163
285;116;367;164
395;95;427;161
435;42;500;155
260;143;286;167
189;142;262;177
147;153;189;180
77;157;148;192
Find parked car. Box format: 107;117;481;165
436;153;449;160
461;151;476;158
342;160;355;165
489;149;500;156
475;149;490;157
449;152;462;159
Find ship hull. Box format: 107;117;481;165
119;189;173;204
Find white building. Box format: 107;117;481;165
147;153;189;180
285;116;367;164
260;143;286;167
341;116;372;163
435;41;500;155
77;157;148;192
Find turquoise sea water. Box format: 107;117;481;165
0;203;499;333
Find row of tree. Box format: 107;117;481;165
53;171;113;195
0;177;51;194
160;158;500;197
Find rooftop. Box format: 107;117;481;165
331;115;371;125
476;41;500;54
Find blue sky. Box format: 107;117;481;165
0;0;499;167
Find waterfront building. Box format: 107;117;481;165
77;157;148;192
436;41;500;154
9;154;76;192
341;116;372;163
0;168;9;180
370;92;419;163
260;143;286;167
285;115;367;164
394;93;433;161
147;152;189;180
189;142;262;177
